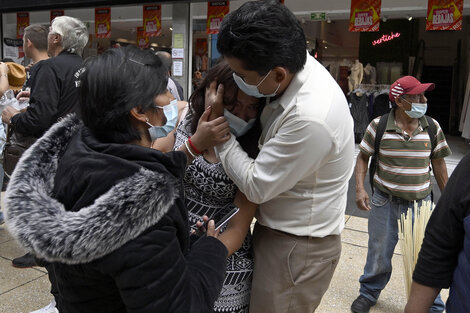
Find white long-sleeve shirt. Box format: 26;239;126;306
215;54;355;237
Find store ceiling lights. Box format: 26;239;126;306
169;27;173;31
407;15;413;21
327;17;332;24
382;16;387;22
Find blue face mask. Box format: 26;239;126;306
402;98;427;118
223;109;256;137
146;99;178;141
232;70;280;98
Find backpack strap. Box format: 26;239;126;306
425;115;437;152
369;113;389;193
374;114;389;160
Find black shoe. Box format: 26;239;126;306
12;252;38;268
351;295;375;313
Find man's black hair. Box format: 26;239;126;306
217;0;306;75
80;45;168;144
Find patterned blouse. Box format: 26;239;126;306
174;112;253;313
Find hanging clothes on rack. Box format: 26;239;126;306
347;90;369;143
353;84;391;122
371;93;392;120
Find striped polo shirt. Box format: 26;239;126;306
359;109;451;201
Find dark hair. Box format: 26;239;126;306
188;60;264;158
80;45;168;143
155;51;172;72
217;0;306;75
24;24;48;52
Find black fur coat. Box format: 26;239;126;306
4;115;228;313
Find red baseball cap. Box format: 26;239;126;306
389;76;435;101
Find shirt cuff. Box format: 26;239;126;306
10;112;21;126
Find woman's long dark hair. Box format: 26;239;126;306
188;61;264;158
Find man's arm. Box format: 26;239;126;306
0;63;9;96
355;151;371;211
431;158;448;192
10;63;60;137
405;282;440;313
216;116;334;204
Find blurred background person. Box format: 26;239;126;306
0;61;26;225
156;50;184;101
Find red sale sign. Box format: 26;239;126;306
426;0;462;31
143;5;162;37
349;0;381;32
207;1;229;34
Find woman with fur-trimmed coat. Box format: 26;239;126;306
4;46;231;313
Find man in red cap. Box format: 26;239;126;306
351;76;451;313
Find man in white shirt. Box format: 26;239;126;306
209;1;355;312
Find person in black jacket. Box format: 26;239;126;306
1;17;89;299
2;16;88;137
405;152;470;313
4;45;231;313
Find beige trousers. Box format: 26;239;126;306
249;223;341;313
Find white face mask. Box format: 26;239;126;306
402;98;427;119
146;99;178;141
232;70;280;98
224;109;256;137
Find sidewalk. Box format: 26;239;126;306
0;214;450;313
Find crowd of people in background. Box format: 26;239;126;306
0;1;467;313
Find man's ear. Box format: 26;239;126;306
394;97;405;109
129;107;148;123
26;39;33;49
272;66;288;83
51;34;61;44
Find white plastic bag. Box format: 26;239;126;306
0;89;29;113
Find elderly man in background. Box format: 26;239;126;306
155;50;184;101
2;16;88;313
351;76;451;313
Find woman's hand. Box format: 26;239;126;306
0;62;9;75
193;215;220;238
190;106;230;152
205;81;225;121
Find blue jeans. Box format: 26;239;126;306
359;189;445;313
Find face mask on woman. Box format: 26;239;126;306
224;109;256;137
146;99;178;141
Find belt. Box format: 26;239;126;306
255;222;340;242
374;188;429;204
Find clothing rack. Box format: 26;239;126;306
350;83;390;96
357;83;390;91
